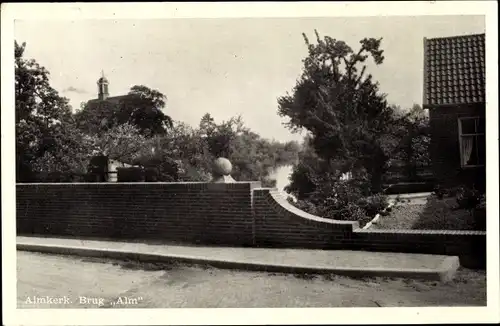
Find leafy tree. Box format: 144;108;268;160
278;31;397;193
199;113;245;158
197;114;300;183
402;104;430;168
15;41;80;181
76;85;173;137
74;100;122;136
147;121;213;181
121;85;173;136
388;104;431;181
28;123;92;181
87;123;148;164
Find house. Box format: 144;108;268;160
423;33;485;191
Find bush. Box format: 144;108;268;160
333;203;367;222
135;155;180;182
262;178;277;188
432;184;446;199
456;186;483;211
87;155;109;181
117;167;144;182
292;199;321;216
144;167;159;182
309;179;365;209
357;193;388;216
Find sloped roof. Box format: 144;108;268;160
86;95;131;107
423;33;485;107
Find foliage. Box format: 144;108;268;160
334;203;368;222
278;31;398;193
15;41;301;184
122;85;174;135
75;85;173;137
432;184;446;200
230;129;299;183
356;193;388;217
15;41;87;182
117;167;145;182
388;104;431;181
88;123;148;163
456;186;484;212
277;32;432;225
199;113;244;158
133;148;181;182
147;121;213;181
197;113;300;183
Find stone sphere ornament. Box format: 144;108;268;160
211;157;236;183
213;157;233;176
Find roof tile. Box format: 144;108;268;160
424;33;485;106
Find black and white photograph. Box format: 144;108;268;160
2;2;498;325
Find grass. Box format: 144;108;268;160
374;196;481;231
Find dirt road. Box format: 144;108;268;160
17;251;486;308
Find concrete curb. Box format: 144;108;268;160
17;242;459;282
439;256;462;282
363;202;395;230
388;192;432;200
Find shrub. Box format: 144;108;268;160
117;167;144;182
473;195;486;231
309;179;365;210
433;184;446;199
291;199;320;216
334;203;367;222
456;186;483;211
262;178;277;188
144;167;159;182
357;193;388;216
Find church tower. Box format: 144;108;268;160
97;70;109;100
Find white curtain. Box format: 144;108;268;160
461;136;474;166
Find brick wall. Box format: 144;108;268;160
252;188;486;267
17;183;486;267
253;189;357;249
429;103;486;190
17;182;260;246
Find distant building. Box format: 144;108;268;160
423;33;485;190
85;71;132;109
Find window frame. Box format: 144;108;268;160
457;116;485;168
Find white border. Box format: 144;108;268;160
2;2;499;325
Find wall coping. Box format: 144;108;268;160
255;188;485;236
354;228;485;236
256;187;358;230
16;181;260;186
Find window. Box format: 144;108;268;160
458;117;485;167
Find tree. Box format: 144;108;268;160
389;104;431;181
121;85;173;136
277;31;397;193
147;120;213;181
15;41;80;182
75;85;173;137
74;100;122;136
87;123;148;164
196;114;300;183
404;104;430;169
199;113;245;158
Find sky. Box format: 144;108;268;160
14;16;485;142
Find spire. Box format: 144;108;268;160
97;70;109;100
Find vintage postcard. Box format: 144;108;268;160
2;2;499;325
